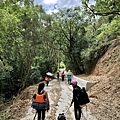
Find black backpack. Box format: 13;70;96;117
57;113;66;120
76;87;90;107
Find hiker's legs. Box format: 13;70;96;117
68;79;71;85
57;75;59;80
41;110;46;120
74;105;81;120
68;75;71;84
37;110;41;120
62;76;64;81
69;78;71;84
46;81;49;86
68;80;70;84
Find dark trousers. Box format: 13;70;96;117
74;104;81;120
68;79;71;84
62;75;64;81
37;109;46;120
46;81;49;86
57;73;59;79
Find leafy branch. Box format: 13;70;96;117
84;2;120;16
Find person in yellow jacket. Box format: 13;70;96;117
32;82;50;120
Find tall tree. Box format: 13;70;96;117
52;7;89;74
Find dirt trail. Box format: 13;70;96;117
6;77;97;120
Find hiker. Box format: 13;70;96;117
57;71;60;80
67;70;73;84
70;80;82;120
45;75;50;86
32;82;50;120
61;71;65;81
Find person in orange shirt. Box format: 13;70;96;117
45;75;50;86
32;82;50;120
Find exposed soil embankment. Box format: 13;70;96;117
76;39;120;120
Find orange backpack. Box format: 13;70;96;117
32;92;48;110
45;77;49;81
34;93;46;103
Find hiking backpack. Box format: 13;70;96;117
57;113;66;120
31;91;48;110
76;87;90;107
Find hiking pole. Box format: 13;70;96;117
33;111;37;120
64;106;70;115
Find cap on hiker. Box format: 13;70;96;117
71;80;77;85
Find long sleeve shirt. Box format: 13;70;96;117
71;85;81;106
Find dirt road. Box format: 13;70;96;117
20;79;74;120
6;77;96;120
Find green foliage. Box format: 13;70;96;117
59;61;65;69
29;69;42;84
82;43;110;74
0;1;55;104
95;16;120;47
52;7;89;74
82;0;120;16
